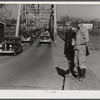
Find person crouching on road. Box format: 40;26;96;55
74;20;89;82
64;21;77;78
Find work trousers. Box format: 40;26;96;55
65;49;75;73
74;45;86;69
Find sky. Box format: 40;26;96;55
56;5;100;21
6;4;100;21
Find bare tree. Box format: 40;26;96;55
0;4;12;22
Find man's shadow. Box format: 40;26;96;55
55;67;66;90
56;67;66;77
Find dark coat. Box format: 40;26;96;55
64;28;76;57
86;44;89;56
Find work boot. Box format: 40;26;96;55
70;63;78;78
75;67;82;82
71;71;78;78
70;68;78;78
65;61;71;75
78;69;86;82
78;67;81;77
65;69;71;77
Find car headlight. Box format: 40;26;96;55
9;45;12;47
21;43;23;46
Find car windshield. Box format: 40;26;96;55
41;32;50;36
3;37;20;42
40;36;50;39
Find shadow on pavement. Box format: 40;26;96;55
37;42;52;48
47;43;52;48
37;42;42;47
55;67;66;90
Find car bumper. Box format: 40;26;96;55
39;39;51;43
0;50;14;53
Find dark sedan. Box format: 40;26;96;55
0;36;23;55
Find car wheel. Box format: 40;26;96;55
39;42;42;44
20;45;23;52
14;51;17;56
13;47;17;56
31;40;33;44
48;42;51;44
29;41;32;47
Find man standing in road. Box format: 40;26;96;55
64;21;77;78
74;20;89;82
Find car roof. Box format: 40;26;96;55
3;36;21;39
4;36;20;38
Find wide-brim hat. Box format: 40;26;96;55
77;19;83;24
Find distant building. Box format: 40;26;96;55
82;23;93;29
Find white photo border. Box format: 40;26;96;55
0;1;100;99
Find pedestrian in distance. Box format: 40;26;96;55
64;21;78;78
74;20;89;82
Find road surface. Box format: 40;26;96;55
0;36;100;90
0;39;63;90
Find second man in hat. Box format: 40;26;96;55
64;21;77;78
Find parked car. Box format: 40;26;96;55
39;31;51;43
0;36;23;55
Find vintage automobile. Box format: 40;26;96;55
0;36;23;55
39;31;51;43
21;34;33;46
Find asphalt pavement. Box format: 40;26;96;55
0;35;100;90
0;38;63;90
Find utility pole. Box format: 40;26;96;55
26;4;29;32
50;4;54;41
50;4;57;42
37;4;40;30
54;4;57;43
15;4;21;37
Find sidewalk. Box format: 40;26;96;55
53;35;100;90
